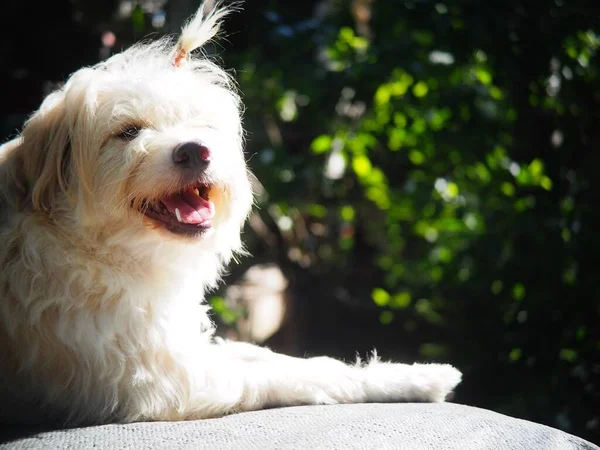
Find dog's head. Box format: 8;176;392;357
3;3;253;259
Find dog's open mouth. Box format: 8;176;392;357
140;183;215;236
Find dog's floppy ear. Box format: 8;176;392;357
8;90;72;211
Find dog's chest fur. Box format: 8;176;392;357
0;214;218;423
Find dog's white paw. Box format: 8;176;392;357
405;363;462;402
362;361;462;403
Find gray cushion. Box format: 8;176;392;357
0;403;597;450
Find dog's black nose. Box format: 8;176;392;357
172;142;211;170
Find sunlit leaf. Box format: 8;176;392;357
352;155;372;177
540;176;553;191
475;68;492;85
311;135;332;154
388;127;406;151
307;204;327;218
409;150;426;165
512;283;526;301
340;205;355;222
501;182;515;196
528;159;544;177
489;86;504;100
413;81;429;98
446;182;459;198
372;288;390;306
391;292;411;309
209;296;239;325
375;85;391;105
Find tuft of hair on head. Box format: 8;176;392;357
173;1;236;68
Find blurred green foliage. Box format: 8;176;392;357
222;1;600;441
1;0;598;443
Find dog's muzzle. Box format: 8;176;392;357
136;141;217;237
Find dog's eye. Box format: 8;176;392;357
115;126;142;141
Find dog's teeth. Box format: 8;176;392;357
175;208;183;223
194;188;200;196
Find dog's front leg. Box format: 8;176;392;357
189;340;461;418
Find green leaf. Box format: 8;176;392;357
307;204;327;218
475;68;492;85
540;176;553;191
375;85;391;105
372;288;391;306
501;182;515;196
491;280;503;295
559;349;577;363
512;283;526;301
412;30;434;46
311;135;332;154
391;292;412;309
528;158;544;177
340;205;355;222
388;128;406;151
352;155;372;177
420;343;447;358
409;150;425;165
446;182;459;198
489;86;504;100
412;81;429;98
131;5;145;33
509;348;522;362
209;296;239;325
379;311;394;325
415;298;444;324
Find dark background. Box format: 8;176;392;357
1;0;599;443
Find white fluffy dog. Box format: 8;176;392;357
0;4;461;426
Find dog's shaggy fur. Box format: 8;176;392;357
0;4;461;426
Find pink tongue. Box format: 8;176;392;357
161;189;215;225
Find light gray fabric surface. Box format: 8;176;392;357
0;403;597;450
